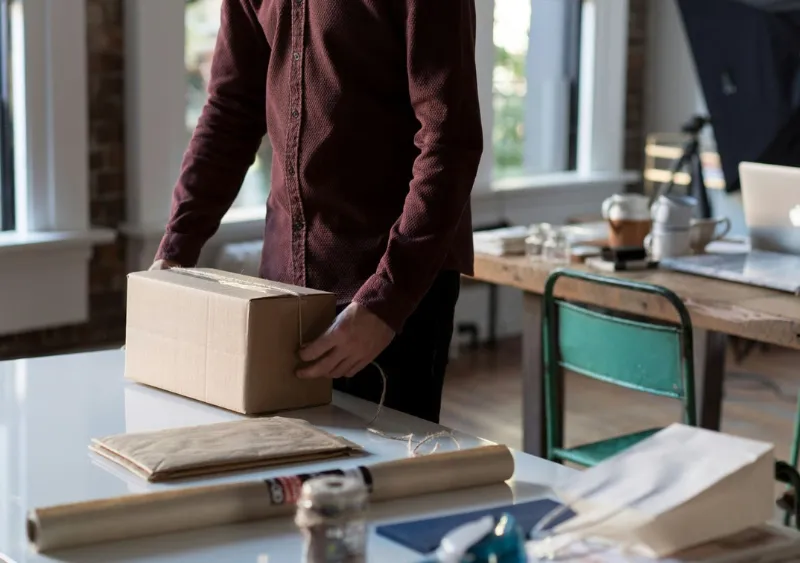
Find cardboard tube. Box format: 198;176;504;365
28;444;514;552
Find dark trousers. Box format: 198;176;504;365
333;271;461;423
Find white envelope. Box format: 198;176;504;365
551;424;775;559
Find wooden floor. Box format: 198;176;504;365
441;338;800;465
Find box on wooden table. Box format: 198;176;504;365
124;268;335;415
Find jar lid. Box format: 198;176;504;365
297;474;369;519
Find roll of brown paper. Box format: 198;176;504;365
28;444;514;552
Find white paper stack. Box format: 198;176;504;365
472;226;530;256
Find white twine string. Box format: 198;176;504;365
365;362;461;457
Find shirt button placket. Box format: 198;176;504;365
286;0;306;286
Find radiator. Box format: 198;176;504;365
213;240;263;276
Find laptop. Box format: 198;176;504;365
740;161;800;254
658;162;800;294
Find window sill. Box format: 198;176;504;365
0;228;116;336
121;211;268;272
0;228;116;255
122;170;640;270
480;169;641;199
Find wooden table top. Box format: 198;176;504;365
472;253;800;350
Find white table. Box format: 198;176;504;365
0;350;575;562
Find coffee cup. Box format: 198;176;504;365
650;195;697;229
689;217;731;254
645;229;692;261
602;193;652;248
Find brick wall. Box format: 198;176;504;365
0;0;127;360
0;0;649;360
625;0;648;176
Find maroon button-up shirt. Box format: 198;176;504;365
157;0;483;332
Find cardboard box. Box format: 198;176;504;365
124;268;335;414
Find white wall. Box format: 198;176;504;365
644;0;747;236
644;0;706;136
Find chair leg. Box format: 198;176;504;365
487;284;498;348
776;461;800;529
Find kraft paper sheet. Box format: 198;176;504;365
89;417;362;482
28;444;514;553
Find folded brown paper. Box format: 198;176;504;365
29;445;515;553
90;417;362;482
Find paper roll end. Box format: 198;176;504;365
26;512;40;549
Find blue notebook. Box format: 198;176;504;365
375;498;574;555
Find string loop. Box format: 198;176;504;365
366;362;460;457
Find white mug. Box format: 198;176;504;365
650;195;697;229
645;229;692;261
689;217;731;254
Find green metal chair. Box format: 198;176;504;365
776;394;800;529
543;268;698;467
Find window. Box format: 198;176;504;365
185;0;272;210
127;0;631;246
493;0;582;178
0;0;14;231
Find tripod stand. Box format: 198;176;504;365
658;115;714;219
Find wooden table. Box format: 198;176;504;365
472;254;800;457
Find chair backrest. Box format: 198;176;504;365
543;269;697;447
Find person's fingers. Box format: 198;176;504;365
297;347;345;379
329;356;358;380
343;358;370;379
299;328;338;363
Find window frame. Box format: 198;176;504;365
475;0;632;194
0;0;114;336
0;0;13;231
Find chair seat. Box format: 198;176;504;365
552;428;663;467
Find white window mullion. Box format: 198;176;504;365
523;0;571;174
124;0;187;231
576;0;629;174
473;0;495;194
48;0;88;231
13;0;88;232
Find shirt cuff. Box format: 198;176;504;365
352;273;419;334
155;232;206;268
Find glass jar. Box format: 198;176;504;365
525;224;547;260
542;228;570;264
295;474;369;563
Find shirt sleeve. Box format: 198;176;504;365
156;0;269;267
352;0;483;333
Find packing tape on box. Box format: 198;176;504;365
27;444;514;553
170;268;307;344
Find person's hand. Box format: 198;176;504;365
149;259;181;271
297;303;395;379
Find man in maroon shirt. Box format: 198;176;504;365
152;0;483;423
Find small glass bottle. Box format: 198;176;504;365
542;228;570;264
295;474;369;563
525;224;547;260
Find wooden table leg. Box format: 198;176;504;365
693;329;727;431
522;291;546;457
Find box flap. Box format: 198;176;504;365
127;268;332;302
